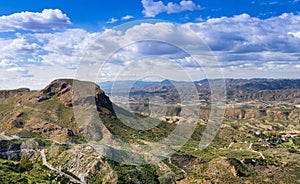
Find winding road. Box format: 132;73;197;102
228;142;265;159
40;149;83;184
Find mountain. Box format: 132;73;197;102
0;78;299;183
0;79;113;143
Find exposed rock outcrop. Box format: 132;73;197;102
0;88;30;98
41;79;112;111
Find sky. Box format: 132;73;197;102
0;0;300;89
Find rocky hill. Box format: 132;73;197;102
0;79;114;143
0;78;299;183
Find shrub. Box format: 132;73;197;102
18;157;33;172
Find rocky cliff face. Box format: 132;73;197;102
41;79;112;109
40;79;74;107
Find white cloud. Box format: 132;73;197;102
141;0;201;17
0;9;71;32
121;15;134;20
6;67;28;73
106;18;118;24
5;37;40;54
2;13;300;89
107;15;134;24
0;59;15;67
185;13;300;54
288;31;300;38
0;35;42;68
93;15;300;80
34;29;99;65
0;28;98;89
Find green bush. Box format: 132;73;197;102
228;158;251;177
18;157;33;172
12;120;24;128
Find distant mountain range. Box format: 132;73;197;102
98;79;186;93
99;79;300;104
100;78;300;92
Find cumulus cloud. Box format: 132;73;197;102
0;28;98;89
142;0;201;17
34;29;99;65
185;13;300;54
5;37;40;54
0;9;71;32
91;15;300;80
0;34;44;68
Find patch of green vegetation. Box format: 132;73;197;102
107;159;160;184
12;119;25;128
224;150;258;160
294;166;300;180
24;95;75;131
69;135;87;144
228;158;252;177
35;138;51;148
264;155;281;166
244;158;267;166
56;176;72;183
62;168;80;181
102;116;176;143
293;137;300;147
162;159;185;180
0;159;63;183
252;143;268;152
17;130;40;138
58;144;71;154
18;157;33;172
86;172;105;184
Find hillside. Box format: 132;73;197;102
0;79;299;183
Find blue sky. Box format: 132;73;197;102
1;0;299;29
0;0;300;89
